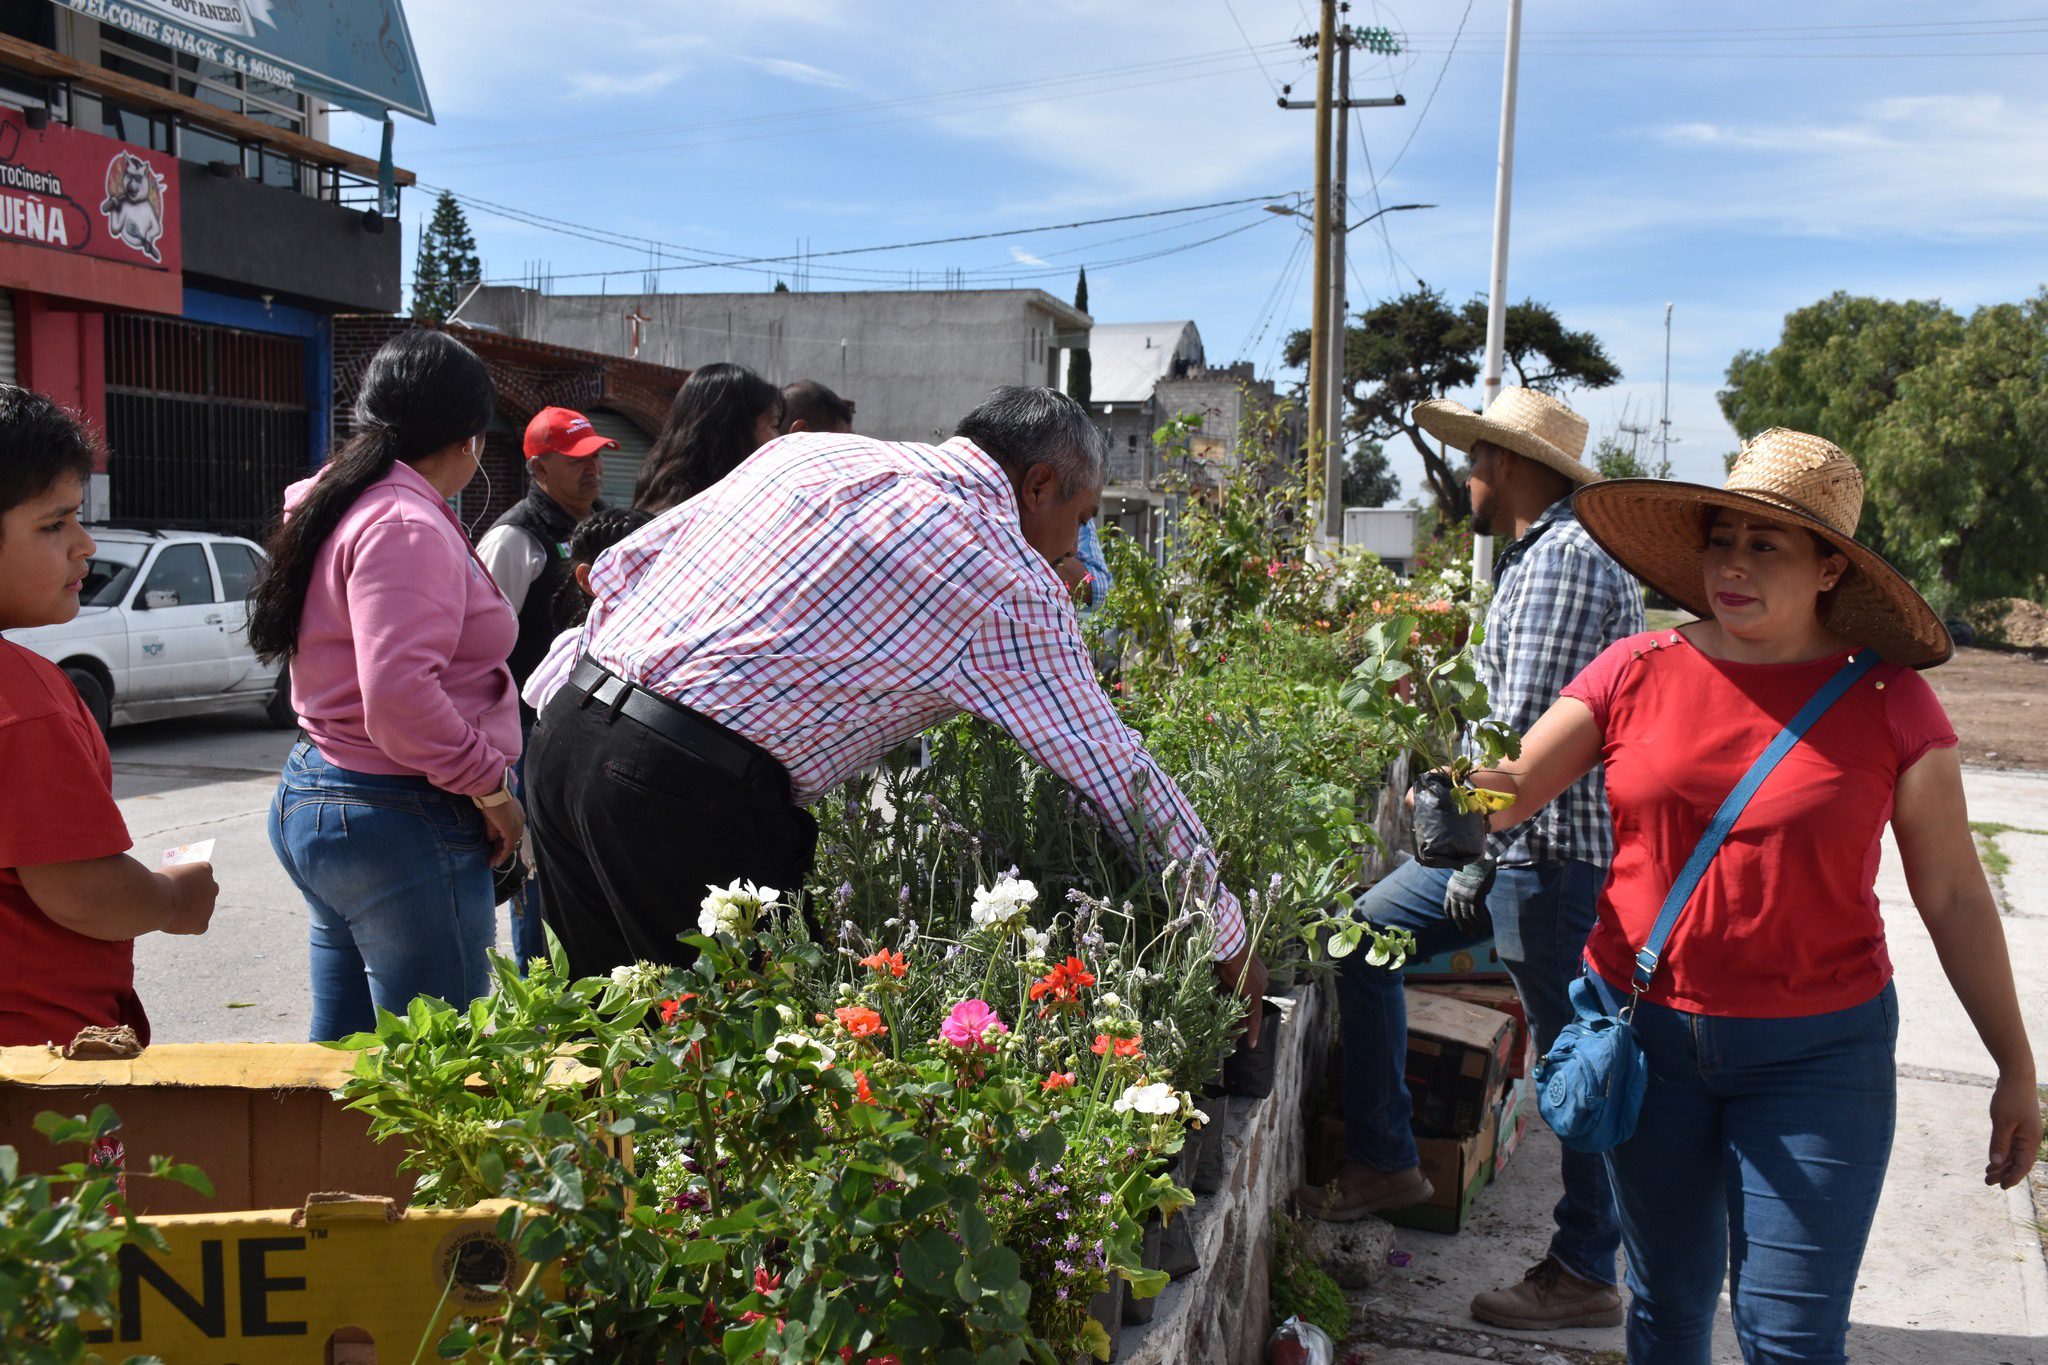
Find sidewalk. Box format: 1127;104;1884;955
1342;767;2048;1365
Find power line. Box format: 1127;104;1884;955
1364;0;1473;196
1220;0;1286;97
1236;224;1310;361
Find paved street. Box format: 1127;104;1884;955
112;711;509;1044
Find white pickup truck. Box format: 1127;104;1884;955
3;527;292;735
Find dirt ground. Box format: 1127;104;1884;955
1923;646;2048;771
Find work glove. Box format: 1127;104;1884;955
1442;857;1497;938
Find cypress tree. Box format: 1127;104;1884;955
1066;267;1092;407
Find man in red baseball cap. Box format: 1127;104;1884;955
477;406;620;968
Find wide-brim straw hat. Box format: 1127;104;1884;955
1572;428;1952;668
1413;385;1602;486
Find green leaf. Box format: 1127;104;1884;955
899;1227;963;1297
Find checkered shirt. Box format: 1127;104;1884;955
560;431;1248;959
1468;499;1644;868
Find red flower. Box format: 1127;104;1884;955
835;1005;887;1039
1042;1070;1077;1092
657;993;696;1025
855;1070;875;1105
1028;956;1097;1008
1091;1032;1144;1059
858;948;908;979
754;1267;783;1295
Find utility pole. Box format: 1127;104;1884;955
1473;0;1523;588
1656;301;1675;477
1280;14;1405;538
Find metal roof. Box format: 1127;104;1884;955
1064;322;1205;405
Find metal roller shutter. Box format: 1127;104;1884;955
0;290;15;385
590;408;655;510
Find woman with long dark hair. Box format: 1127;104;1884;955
248;329;523;1041
631;362;783;513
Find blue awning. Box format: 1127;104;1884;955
51;0;435;123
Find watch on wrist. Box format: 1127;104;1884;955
471;766;515;809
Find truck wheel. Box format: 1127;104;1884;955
64;667;112;737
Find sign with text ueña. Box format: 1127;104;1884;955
0;105;179;270
50;0;435;122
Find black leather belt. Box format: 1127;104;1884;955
565;657;792;803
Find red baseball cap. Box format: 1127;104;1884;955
523;406;619;459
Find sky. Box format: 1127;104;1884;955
333;1;2048;499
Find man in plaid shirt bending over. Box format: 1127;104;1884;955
1301;388;1642;1332
522;387;1269;1039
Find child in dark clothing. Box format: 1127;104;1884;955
0;387;217;1047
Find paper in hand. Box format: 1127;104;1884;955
159;839;215;868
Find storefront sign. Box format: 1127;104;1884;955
50;0;435;123
0;108;179;272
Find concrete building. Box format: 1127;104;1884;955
0;1;425;533
458;286;1091;489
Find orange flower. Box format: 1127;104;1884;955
855;1070;875;1105
1042;1070;1077;1093
1091;1032;1144;1059
858;949;908;979
835;1005;887;1039
1028;956;1097;1008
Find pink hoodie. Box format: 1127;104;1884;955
285;459;520;797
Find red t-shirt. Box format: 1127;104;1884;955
1562;629;1956;1017
0;641;147;1047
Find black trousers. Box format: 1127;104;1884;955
526;678;819;982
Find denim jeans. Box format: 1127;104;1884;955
268;741;497;1042
1338;856;1620;1286
1584;971;1898;1365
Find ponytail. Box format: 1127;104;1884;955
247;329;495;662
548;505;654;633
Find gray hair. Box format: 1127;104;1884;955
953;386;1106;499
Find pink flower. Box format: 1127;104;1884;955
939;998;1008;1052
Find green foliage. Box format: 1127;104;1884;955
0;1107;212;1365
1340;612;1519;810
1286;287;1619;518
1341;439;1399;508
1719;289;2048;609
411;191;481;323
1067;269;1092;407
1590;433;1671;481
1269;1210;1351;1340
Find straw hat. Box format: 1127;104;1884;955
1412;386;1602;486
1571;428;1952;668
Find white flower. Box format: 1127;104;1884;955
764;1032;836;1068
775;1003;799;1026
1113;1082;1181;1116
1020;924;1051;959
607;961;667;996
1099;991;1123;1011
970;876;1038;932
1187;1103;1209;1128
698;880;778;937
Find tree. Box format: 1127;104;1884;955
411;191;482;323
1859;293;2048;610
1285;287;1619;518
1066;268;1092;408
1341;439;1399;507
1589;432;1670;481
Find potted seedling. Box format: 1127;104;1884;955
1339;613;1519;867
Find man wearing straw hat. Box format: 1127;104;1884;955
1303;386;1642;1332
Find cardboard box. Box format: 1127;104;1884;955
1403;989;1515;1139
1403;938;1512;983
1413;982;1534;1079
0;1044;554;1361
1383;1121;1495;1233
1493;1077;1533;1177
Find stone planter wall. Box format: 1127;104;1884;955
1111;755;1410;1363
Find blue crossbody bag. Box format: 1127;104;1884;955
1534;650;1878;1153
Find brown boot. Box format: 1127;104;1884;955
1294;1161;1433;1222
1469;1257;1624;1330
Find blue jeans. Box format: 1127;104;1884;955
1338;856;1620;1286
1585;972;1898;1365
268;742;497;1042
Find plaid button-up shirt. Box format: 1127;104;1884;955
1468;499;1643;868
545;432;1247;959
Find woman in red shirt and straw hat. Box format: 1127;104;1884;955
1466;429;2037;1363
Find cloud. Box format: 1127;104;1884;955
567;68;688;98
741;57;857;91
1009;246;1049;266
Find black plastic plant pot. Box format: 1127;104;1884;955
1085;1283;1122;1360
1191;1091;1230;1194
1412;769;1488;868
1157;1206;1200;1277
1122;1217;1165;1324
1223;999;1285;1098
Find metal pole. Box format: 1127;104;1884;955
1306;0;1336;499
1658;301;1673;475
1324;32;1350;541
1472;0;1522;589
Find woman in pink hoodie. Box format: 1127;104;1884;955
247;330;521;1040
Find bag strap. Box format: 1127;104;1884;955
1628;649;1880;998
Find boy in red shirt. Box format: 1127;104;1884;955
0;387;216;1047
